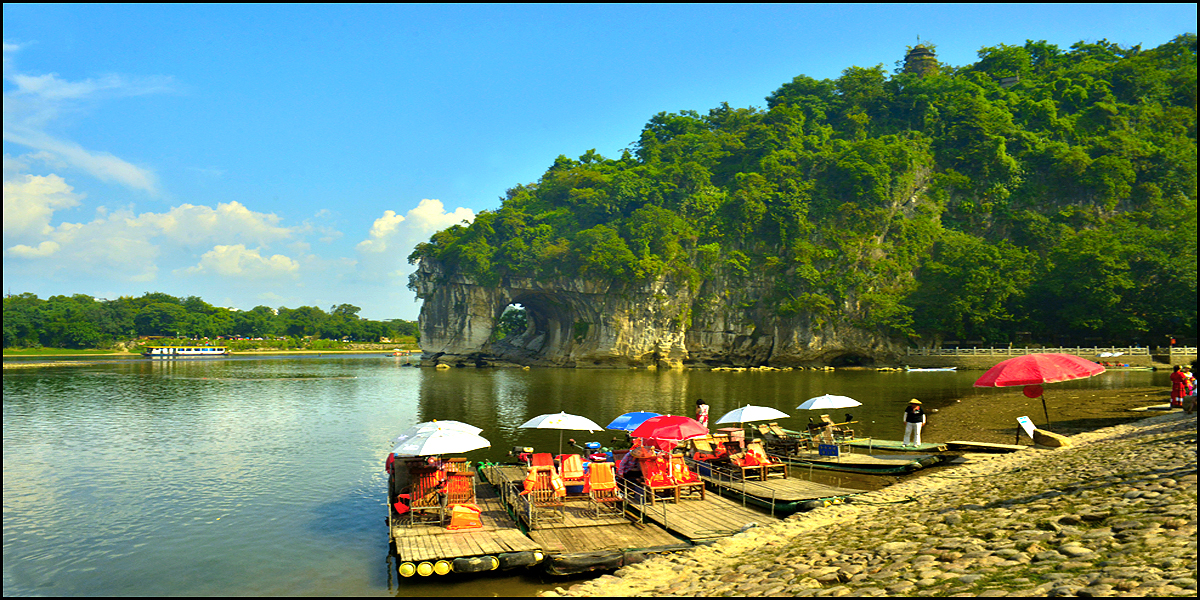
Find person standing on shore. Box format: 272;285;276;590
902;399;926;447
1170;365;1188;408
695;399;710;429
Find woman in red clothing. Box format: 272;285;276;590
1169;365;1187;408
695;398;709;429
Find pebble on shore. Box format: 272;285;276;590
548;410;1198;597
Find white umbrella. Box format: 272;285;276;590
715;404;791;425
392;420;482;446
519;411;604;456
392;428;491;457
796;394;863;411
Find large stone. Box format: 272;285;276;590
1033;428;1073;448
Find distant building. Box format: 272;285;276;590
904;43;938;77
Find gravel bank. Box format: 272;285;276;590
546;409;1197;597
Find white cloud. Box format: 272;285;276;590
356;199;474;255
356;210;405;253
2;165;83;240
127;201;293;247
9;72;171;101
2;45;167;193
181;244;300;279
6;240;60;258
2;129;159;193
3;166;299;284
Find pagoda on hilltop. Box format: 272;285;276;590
904;41;938;77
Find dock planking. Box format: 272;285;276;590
627;491;779;541
700;473;862;504
389;479;542;564
481;464;692;561
528;520;684;554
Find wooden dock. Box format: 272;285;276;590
388;481;544;576
625;486;780;541
688;459;863;515
482;465;692;575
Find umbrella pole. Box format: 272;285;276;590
1041;391;1052;429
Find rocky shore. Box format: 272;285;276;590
546;409;1197;597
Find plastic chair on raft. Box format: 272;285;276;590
635;454;680;504
758;423;802;456
405;466;446;527
745;440;788;479
820;414;855;443
668;455;705;501
688;437;727;462
519;466;565;528
558;454;587;492
445;470;477;507
588;462;623;517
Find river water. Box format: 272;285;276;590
2;356;1165;596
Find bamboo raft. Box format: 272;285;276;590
776;451;941;474
687;458;863;515
388;481;545;577
483;465;691;575
845;439;950;453
624;484;781;541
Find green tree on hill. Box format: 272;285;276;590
410;34;1198;346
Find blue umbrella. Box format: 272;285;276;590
606;411;661;432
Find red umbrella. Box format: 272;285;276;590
629;415;708;450
974;353;1106;426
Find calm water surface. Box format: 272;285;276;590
3;357;1164;596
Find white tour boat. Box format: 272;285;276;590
143;346;230;358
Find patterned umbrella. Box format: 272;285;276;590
391;429;491;457
519;411;604;456
392;420;482;446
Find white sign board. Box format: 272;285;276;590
1016;416;1036;440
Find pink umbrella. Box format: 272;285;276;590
975;353;1106;427
630;415;708;452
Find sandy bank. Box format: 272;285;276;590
926;386;1172;445
548;405;1197;597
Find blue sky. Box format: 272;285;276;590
3;4;1195;321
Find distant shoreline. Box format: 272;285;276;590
2;348;416;366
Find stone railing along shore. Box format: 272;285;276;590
547;410;1198;597
905;346;1200;357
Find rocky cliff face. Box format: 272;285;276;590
413;259;903;368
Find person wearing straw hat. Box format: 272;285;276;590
902;399;926;447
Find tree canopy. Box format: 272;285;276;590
2;292;418;349
408;35;1197;346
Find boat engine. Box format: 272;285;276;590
508;446;534;465
569;438;612;462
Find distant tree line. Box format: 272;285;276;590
410;35;1198;346
2;292;419;349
